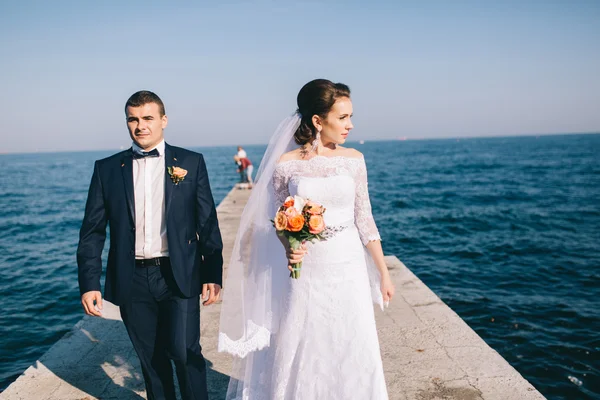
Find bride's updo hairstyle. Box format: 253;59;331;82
294;79;351;146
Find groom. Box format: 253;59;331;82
77;90;223;400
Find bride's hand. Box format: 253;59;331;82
277;235;308;272
380;274;395;305
286;243;307;272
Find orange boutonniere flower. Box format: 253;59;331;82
168;166;187;185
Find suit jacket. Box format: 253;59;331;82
77;143;223;306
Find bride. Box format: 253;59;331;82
218;79;395;399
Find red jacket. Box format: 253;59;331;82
239;157;252;169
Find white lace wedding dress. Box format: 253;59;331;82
226;155;388;400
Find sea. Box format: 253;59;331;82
0;133;598;399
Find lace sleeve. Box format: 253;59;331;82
354;157;381;245
272;164;291;206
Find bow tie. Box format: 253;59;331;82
133;148;160;159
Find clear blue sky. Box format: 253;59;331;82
1;0;599;153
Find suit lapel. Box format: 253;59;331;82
164;143;176;218
121;149;135;224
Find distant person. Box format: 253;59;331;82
233;154;254;188
77;90;223;400
237;146;247;159
239;156;253;188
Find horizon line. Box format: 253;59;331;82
1;130;598;156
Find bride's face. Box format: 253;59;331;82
314;97;354;146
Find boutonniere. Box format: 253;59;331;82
168;166;188;185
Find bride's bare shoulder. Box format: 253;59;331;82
336;146;364;159
278;148;304;163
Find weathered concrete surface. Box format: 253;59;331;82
1;185;545;400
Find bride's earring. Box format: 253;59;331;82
311;130;321;153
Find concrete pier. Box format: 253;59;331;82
1;185;545;399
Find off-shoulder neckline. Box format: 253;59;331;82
275;155;364;167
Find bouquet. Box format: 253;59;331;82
272;195;328;279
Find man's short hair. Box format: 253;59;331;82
125;90;166;116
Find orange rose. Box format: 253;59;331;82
308;215;325;234
287;214;305;232
283;196;295;209
304;200;323;215
171;166;188;178
274;211;288;231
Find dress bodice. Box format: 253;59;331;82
272;155;380;245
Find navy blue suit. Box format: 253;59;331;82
77;143;223;400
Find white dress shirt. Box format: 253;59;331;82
132;140;169;259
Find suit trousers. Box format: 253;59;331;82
120;262;208;400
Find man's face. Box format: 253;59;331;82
126;102;168;150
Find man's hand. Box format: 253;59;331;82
202;283;221;306
81;290;103;317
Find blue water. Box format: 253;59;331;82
1;134;599;399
